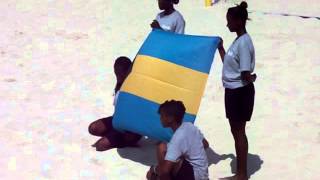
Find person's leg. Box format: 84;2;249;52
93;128;126;151
146;143;168;180
157;142;167;163
88;117;113;136
156;143;194;179
174;159;195;180
122;132;142;147
229;119;248;180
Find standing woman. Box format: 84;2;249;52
218;2;256;180
150;0;185;34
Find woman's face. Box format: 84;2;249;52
158;0;171;10
226;13;240;32
159;111;173;128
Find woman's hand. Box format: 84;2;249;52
251;73;257;82
241;72;257;83
150;20;162;29
218;37;224;50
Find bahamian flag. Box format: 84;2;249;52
113;30;220;142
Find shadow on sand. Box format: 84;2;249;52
117;137;235;167
117;137;263;179
219;153;263;179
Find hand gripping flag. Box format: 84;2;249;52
113;30;220;142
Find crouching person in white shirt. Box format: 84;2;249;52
146;100;210;180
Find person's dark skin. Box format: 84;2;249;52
218;13;256;84
150;0;176;30
146;110;209;180
218;12;255;180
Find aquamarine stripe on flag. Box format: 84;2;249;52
138;29;220;74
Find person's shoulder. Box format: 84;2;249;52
173;10;183;16
157;11;167;19
242;33;253;43
238;33;254;47
171;123;193;143
172;10;184;19
180;122;198;133
173;123;191;136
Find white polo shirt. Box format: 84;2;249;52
165;122;209;180
222;33;255;89
156;10;185;34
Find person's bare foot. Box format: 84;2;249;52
91;141;98;147
219;175;248;180
219;175;237;180
94;137;114;151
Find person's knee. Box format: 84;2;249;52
230;125;239;136
233;132;247;143
230;127;246;141
230;120;246;133
157;142;167;153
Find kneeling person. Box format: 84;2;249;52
147;100;209;180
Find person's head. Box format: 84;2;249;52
226;1;249;32
158;0;179;10
114;56;132;84
158;100;186;128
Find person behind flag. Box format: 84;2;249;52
150;0;185;34
88;56;141;151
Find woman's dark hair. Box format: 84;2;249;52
164;0;179;4
172;0;179;4
227;1;249;23
114;56;131;70
158;100;186;124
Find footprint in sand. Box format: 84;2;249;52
4;78;17;82
90;158;102;166
55;30;89;41
256;63;264;68
14;30;24;36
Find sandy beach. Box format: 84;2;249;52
0;0;319;179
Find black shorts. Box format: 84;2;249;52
101;117;141;148
225;83;255;122
173;159;195;180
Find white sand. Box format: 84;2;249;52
0;0;319;179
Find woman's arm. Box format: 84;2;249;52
218;38;225;63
